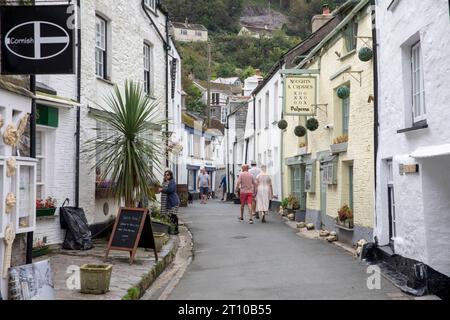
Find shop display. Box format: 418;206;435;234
3;124;18;147
5;193;16;214
2;225;15;279
0;114;4;128
6;157;16;177
8;260;55;300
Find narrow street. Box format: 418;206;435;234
161;200;410;300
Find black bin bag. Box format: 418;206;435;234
59;200;93;250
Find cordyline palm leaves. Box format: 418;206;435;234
85;80;165;208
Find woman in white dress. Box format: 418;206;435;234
255;165;273;223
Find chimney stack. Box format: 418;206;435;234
311;3;333;33
255;69;261;77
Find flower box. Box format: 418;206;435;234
80;264;113;295
336;219;354;230
36;207;57;217
32;245;50;258
330;142;348;154
95;187;113;199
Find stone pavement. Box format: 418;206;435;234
165;199;414;300
35;238;177;300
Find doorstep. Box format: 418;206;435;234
34;238;178;300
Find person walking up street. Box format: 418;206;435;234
160;170;180;235
255;165;273;223
249;161;261;219
219;175;227;201
197;168;211;204
235;164;256;224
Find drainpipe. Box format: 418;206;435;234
141;1;170;167
165;15;170;168
371;0;379;228
27;73;36;265
25;0;38;265
75;0;81;208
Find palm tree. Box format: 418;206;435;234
85;80;165;208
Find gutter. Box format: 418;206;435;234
296;0;370;69
75;0;81;208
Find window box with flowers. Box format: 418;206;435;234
336;205;354;230
95;180;116;199
331;134;348;154
36;197;57;217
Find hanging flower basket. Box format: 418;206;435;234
358;47;373;62
278;120;288;130
306;118;319;131
337;85;350;99
294;126;307;137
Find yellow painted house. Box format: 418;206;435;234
281;0;374;245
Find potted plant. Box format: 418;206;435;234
36;197;57;217
336;205;354;229
280;198;289;216
85;80;165;208
80;264;113;295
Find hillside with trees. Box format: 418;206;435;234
162;0;346;113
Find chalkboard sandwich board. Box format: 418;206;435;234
104;208;158;265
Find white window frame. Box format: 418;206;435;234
143;42;153;95
411;41;426;123
180;29;188;36
212;92;220;106
273;81;279;123
95;15;107;78
144;0;156;12
195;30;202;37
258;99;262;131
36;129;46;200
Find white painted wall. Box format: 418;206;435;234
78;0;171;224
375;0;450;276
252;72;283;199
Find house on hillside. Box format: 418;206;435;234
171;19;208;42
238;25;274;39
212;77;242;87
192;80;243;123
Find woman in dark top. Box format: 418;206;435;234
160;170;180;235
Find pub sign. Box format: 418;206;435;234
283;75;317;116
0;5;75;74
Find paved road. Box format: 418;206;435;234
167;200;410;300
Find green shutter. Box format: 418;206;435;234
36;105;59;128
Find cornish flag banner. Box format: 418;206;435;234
0;5;75;75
